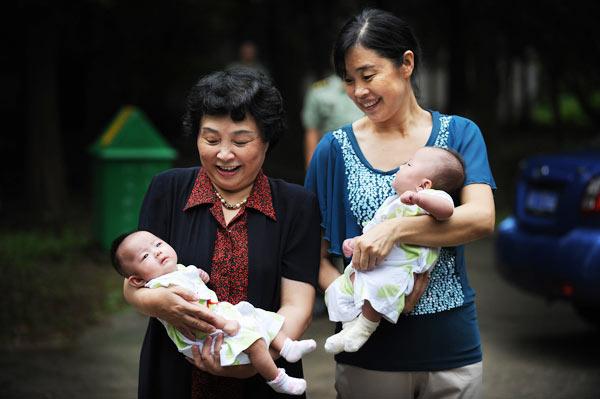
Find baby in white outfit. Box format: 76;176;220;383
324;147;465;354
111;230;316;395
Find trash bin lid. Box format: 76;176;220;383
90;105;177;160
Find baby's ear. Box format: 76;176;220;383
127;275;146;288
418;178;432;190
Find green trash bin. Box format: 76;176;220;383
90;105;177;250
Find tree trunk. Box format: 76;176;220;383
446;2;468;115
25;12;67;224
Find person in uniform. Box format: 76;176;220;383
301;74;363;168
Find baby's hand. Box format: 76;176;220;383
198;268;210;283
342;238;355;258
222;319;240;337
400;190;419;205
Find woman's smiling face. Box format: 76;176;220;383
343;45;413;123
197;114;268;195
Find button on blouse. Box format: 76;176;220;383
183;168;277;399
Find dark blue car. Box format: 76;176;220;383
496;150;600;327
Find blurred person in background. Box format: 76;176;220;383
227;40;269;77
305;8;495;399
302;73;363;169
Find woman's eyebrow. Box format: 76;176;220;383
200;127;255;135
355;64;376;73
232;129;256;136
200;127;219;133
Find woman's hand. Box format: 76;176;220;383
155;286;221;339
188;334;257;379
402;272;430;313
124;282;219;339
351;219;398;271
349;185;495;267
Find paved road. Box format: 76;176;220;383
305;238;600;398
2;238;599;398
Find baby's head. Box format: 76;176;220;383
392;147;465;194
110;230;179;288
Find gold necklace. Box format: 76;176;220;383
214;189;248;210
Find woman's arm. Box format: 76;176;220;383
126;283;252;378
351;184;495;270
277;277;315;338
267;277;315;360
189;334;257;379
319;239;342;290
189;277;315;379
321;236;432;313
123;281;219;338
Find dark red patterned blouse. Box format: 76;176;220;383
183;168;276;399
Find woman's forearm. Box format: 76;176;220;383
268;278;314;359
393;184;495;247
318;239;341;290
392;199;494;247
278;304;312;341
123;279;218;336
123;279;157;317
277;279;315;340
352;184;495;271
319;258;340;291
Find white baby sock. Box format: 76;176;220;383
280;338;317;363
324;330;347;354
324;318;358;354
343;314;380;353
267;368;307;395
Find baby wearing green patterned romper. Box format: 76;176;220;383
324;147;465;354
111;230;316;395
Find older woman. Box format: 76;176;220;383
305;9;496;399
125;68;320;398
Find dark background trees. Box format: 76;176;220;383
3;0;599;228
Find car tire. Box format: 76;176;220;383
573;303;600;329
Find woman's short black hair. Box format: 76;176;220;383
182;67;286;152
333;8;422;89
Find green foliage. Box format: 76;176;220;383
1;229;86;266
532;92;599;126
0;228;126;349
591;92;600;108
531;104;554;125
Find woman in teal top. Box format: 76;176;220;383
305;9;496;399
